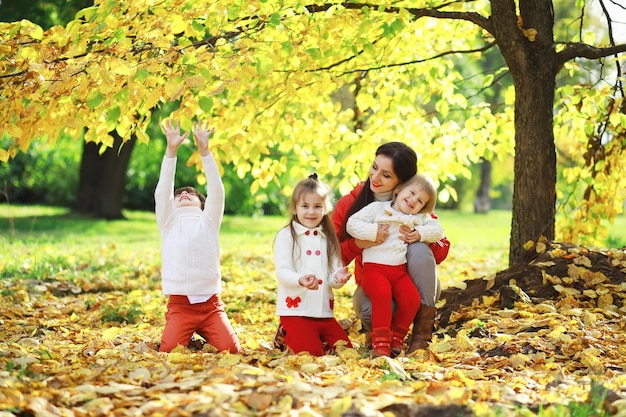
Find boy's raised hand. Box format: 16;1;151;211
193;121;216;157
161;119;190;157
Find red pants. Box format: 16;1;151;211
160;294;241;353
361;263;420;331
280;316;352;356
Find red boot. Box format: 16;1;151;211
391;327;409;357
371;328;392;358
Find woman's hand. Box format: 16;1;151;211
399;224;422;244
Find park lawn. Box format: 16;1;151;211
0;205;512;293
1;204;626;416
1;204;624;289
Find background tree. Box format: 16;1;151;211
1;0;625;264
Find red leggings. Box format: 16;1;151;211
280;316;352;356
361;263;420;331
160;294;241;353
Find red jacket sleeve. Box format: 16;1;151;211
332;183;367;286
428;211;451;264
333;193;360;267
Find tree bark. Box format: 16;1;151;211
490;0;558;265
474;158;492;213
74;133;136;219
509;71;557;264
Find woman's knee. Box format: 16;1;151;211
406;242;439;307
407;242;435;270
353;286;373;327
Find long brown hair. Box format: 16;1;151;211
286;174;341;269
344;142;417;236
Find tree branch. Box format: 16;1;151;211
317;41;498;75
556;42;626;65
303;1;493;34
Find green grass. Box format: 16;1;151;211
1;204;624;287
0;205;512;261
0;205;157;245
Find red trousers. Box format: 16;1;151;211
280;316;352;356
361;263;420;331
160;294;241;353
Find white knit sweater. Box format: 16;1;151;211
346;201;444;266
154;154;224;296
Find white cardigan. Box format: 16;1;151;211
274;221;346;318
346;201;444;266
154;154;224;296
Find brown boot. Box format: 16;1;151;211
370;328;392;358
361;320;372;350
406;306;437;354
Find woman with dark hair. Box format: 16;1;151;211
332;142;450;354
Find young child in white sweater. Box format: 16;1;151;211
346;174;444;357
273;174;353;355
155;119;240;354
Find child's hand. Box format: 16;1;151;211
399;225;421;244
335;266;352;284
161;119;190;157
192;121;216;157
299;274;320;290
375;223;390;244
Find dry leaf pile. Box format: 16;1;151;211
2;241;626;416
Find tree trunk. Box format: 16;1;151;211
474;158;492;213
74;133;136;219
490;0;558;265
509;72;557;265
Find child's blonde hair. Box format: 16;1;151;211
392;174;438;213
286;174;341;268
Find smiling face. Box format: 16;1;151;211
368;155;401;195
174;187;204;209
394;184;431;215
293;191;326;229
392;174;438;215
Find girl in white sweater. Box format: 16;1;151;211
155;119;240;354
273;174;352;355
346;174;444;357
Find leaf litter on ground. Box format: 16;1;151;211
1;238;626;416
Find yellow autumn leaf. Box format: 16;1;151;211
110;58;133;76
167;351;191;364
136;128;150;144
329;396;352;417
217;354;242;367
185;75;206;88
102;326;124;341
536;241;547;253
18;46;38;60
164;80;184;100
168;15;187;34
